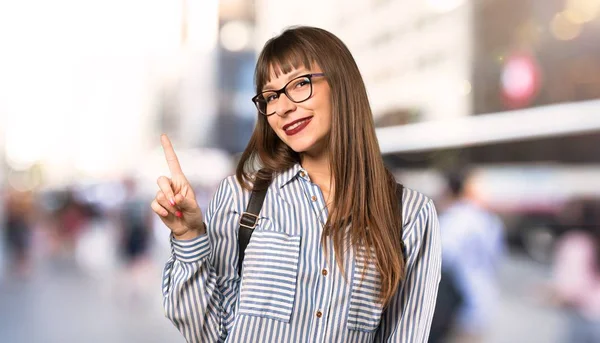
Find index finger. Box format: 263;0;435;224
160;134;184;177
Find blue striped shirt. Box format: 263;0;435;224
162;163;441;342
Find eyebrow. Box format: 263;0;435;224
262;70;307;91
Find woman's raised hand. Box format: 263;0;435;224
151;134;205;240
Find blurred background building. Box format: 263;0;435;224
1;0;599;342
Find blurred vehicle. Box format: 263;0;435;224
475;166;600;264
397;164;600;264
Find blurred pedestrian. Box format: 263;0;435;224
118;177;154;302
55;189;89;258
2;187;36;278
430;169;505;343
119;178;152;266
152;26;442;342
550;199;600;343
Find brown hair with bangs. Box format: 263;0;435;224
236;26;405;307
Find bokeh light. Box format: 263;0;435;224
551;11;583;40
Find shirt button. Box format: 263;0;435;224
300;171;305;177
311;195;317;201
321;269;328;276
316;310;323;318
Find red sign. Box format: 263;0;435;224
501;53;541;109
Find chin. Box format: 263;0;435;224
287;137;327;156
287;142;313;153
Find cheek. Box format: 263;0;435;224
265;116;278;131
265;117;286;140
315;91;332;124
319;103;332;128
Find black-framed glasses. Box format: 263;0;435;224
252;73;326;116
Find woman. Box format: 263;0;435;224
152;26;441;342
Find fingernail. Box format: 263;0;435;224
169;198;175;206
175;211;182;218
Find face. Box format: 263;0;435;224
262;64;332;157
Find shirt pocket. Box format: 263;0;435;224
238;224;301;323
347;249;384;332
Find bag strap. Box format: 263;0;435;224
237;178;271;275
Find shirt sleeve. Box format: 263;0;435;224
376;199;442;342
162;178;241;343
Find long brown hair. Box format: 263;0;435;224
236;26;405;306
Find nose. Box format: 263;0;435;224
275;93;296;117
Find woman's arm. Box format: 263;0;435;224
376;199;442;343
162;178;241;343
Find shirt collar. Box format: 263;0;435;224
275;163;308;189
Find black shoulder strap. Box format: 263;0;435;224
237;178;271;276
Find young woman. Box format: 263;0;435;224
152;26;441;342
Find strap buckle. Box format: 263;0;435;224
239;212;259;229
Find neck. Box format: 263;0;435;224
300;151;334;200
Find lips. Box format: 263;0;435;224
283;116;313;136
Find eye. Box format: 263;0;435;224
264;93;278;103
294;78;310;88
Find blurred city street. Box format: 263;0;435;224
0;250;562;343
1;0;599;342
0;254;184;343
490;253;562;343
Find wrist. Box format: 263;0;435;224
173;222;206;241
